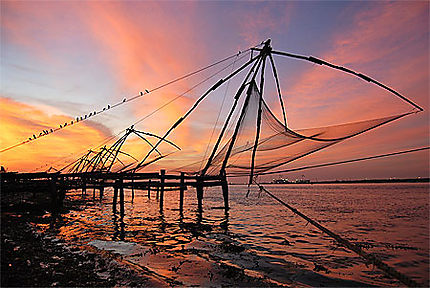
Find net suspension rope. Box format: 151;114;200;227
253;180;421;287
32;49;254;172
1;43;263;154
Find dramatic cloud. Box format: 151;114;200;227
0;97;111;172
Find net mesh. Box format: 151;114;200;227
203;81;408;176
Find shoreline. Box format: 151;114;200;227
1;201;164;287
230;178;429;185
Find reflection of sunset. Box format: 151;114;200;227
0;97;110;171
0;1;428;179
1;2;429;288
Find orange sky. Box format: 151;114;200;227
0;1;428;179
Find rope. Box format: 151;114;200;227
253;181;421;287
1;47;258;154
228;146;430;177
199;54;239;171
255;48;424;112
31;51;252;172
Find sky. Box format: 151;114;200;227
0;0;428;181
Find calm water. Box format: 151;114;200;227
38;183;429;286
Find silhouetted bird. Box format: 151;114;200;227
39;132;43;137
107;105;110;109
33;134;36;139
29;138;32;141
85;115;87;119
145;89;149;93
50;129;53;133
103;108;106;111
64;123;67;127
60;125;62;128
80;116;83;120
140;91;143;96
71;121;73;124
123;98;126;102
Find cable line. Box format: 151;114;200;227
228;146;429;177
253;181;420;287
1;45;260;154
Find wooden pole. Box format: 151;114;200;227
99;179;104;200
179;172;185;213
131;177;135;202
113;180;118;214
160;169;165;211
221;170;229;212
147;179;151;199
196;177;203;213
82;176;86;195
119;178;124;217
93;178;96;199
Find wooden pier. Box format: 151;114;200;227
0;170;229;215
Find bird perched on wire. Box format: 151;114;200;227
145;89;149;93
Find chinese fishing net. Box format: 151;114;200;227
202;80;410;177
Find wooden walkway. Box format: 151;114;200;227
1;170;229;215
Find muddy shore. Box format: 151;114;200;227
1;194;287;287
1;198;166;287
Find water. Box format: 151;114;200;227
38;183;429;286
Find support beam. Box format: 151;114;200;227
113;180;118;214
131;178;135;202
99;179;104;200
196;177;204;213
119;178;124;217
220;170;229;212
179;172;185;213
159;170;165;211
147;179;151;199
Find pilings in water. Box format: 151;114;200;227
119;178;124;217
82;176;87;195
196;177;204;213
99;179;104;200
159;169;165;212
1;171;230;219
179;172;185;213
113;180;118;214
220;170;229;212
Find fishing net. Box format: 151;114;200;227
203;81;409;176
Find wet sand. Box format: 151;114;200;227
1;194;292;287
1;201;166;287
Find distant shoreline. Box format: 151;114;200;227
231;178;429;185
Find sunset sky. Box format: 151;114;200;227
0;1;428;180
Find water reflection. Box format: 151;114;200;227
38;183;429;287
